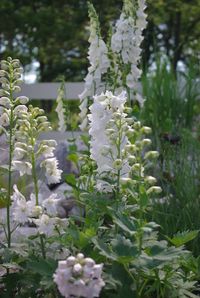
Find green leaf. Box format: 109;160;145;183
67;153;78;165
111;235;138;263
167;230;199;247
26;258;57;277
65;173;77;188
112;214;136;235
93;238;116;261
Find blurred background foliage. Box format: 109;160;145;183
0;0;200;82
0;0;200;255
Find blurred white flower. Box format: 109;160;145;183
79;3;110;131
41;157;62;185
42;193;58;216
54;254;105;298
0;112;9;127
12;160;32;176
34;214;56;236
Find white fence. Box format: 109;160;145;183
18;82;84;100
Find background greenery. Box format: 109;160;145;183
0;0;200;81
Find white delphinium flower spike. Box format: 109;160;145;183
56;82;67;132
88;91;130;191
54;254;105;298
111;0;147;105
13;105;62;185
79;2;110;131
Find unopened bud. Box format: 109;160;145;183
145;176;157;185
113;159;123;170
141;126;152;134
144;151;159;160
147;186;162;195
141;138;152;146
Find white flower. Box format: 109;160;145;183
111;0;147;105
42;193;58;216
79;4;110;131
13;105;28;117
11;185;34;224
0;97;11;108
14;147;27;160
15;96;29;104
12;161;32;176
39;144;55;158
53;254;105;298
88;91;129;177
0;112;9;127
41;157;62;185
34;214;56;236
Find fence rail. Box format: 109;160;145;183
18;80;200;101
18;82;84;100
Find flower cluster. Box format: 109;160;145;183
12;105;62;185
79;2;110;131
54;253;105;298
56;82;67;132
88;91;161;196
111;0;147;105
88;91;129;177
11;185;68;237
0;57;29;133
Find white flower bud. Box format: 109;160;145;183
15;96;29;104
73;263;83;275
120;177;132;185
84;258;95;267
14;105;28;117
0;77;9;84
144;151;159;160
141;126;152;134
126;118;135;125
0;97;11;108
147;186;162;195
0;90;9;96
32;205;42;217
133;121;141;129
0;113;9;127
125;144;137;153
145;176;157;185
66;256;76;266
131;163;141;172
128;155;136;165
77;253;84;260
0;70;7;76
141;138;152;146
113;159;123;170
37;116;47;122
13;86;21;93
126;127;135;137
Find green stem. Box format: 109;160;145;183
30;127;46;258
7;72;14;248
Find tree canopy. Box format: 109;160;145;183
0;0;199;81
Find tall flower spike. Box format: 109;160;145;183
0;57;29;247
56;82;67;132
111;0;147;106
13;105;62;186
79;2;110;131
88;91;130;191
